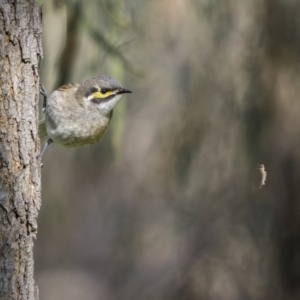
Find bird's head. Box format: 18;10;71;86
76;75;132;115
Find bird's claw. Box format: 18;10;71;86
39;84;48;97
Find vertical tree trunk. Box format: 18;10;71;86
0;1;42;299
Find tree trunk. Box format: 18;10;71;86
0;1;42;299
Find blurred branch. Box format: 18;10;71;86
56;1;82;86
83;20;142;77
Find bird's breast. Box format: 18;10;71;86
45;93;110;147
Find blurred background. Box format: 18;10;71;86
36;0;300;299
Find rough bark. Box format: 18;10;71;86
0;1;42;299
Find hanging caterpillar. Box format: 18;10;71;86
258;164;267;189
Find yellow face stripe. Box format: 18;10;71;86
92;91;114;99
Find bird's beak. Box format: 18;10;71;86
117;88;132;95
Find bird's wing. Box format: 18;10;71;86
38;83;81;144
57;82;80;91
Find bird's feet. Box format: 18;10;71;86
40;138;53;159
39;84;48;97
39;84;48;112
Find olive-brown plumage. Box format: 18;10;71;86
39;75;132;158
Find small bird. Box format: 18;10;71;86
39;75;132;158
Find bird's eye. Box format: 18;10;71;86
101;89;107;94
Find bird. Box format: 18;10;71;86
39;75;132;158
